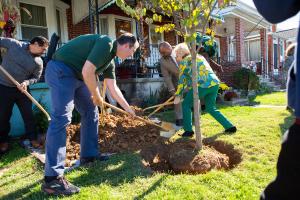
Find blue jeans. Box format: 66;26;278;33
44;60;99;177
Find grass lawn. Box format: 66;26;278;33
0;92;294;200
251;91;287;106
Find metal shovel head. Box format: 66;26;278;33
160;129;176;138
159;121;176;138
161;121;174;131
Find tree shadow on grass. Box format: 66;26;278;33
0;142;29;168
0;152;153;199
202;132;225;143
70;152;152;188
133;175;167;200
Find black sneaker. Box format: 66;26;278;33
80;155;109;165
41;176;80;196
225;126;237;133
175;119;183;126
181;131;194;137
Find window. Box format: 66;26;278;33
100;18;108;35
20;3;48;40
56;9;62;37
115;19;132;38
249;40;261;61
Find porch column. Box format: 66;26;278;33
219;36;228;61
260;28;267;74
235;18;245;66
268;34;273;75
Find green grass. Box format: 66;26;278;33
251;91;287;106
0;92;294;200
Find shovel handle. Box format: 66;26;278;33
102;101;168;131
0;65;51;121
147;96;175;118
143;101;175;111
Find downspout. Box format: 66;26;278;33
95;0;100;34
88;0;94;33
265;28;268;78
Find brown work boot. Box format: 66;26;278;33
0;142;9;154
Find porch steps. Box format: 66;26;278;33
259;77;282;92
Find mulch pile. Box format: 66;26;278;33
65;107;241;173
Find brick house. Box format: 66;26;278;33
9;0;292;85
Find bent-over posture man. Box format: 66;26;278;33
42;33;139;196
159;41;183;126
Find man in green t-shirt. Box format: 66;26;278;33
42;33;139;196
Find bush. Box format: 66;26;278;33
33;97;49;134
256;82;274;95
141;86;170;108
233;68;260;91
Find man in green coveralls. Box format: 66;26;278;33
42;33;139;196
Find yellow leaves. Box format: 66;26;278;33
204;9;210;18
152;14;162;22
206;28;212;35
206;28;215;37
154;24;175;33
192;8;200;17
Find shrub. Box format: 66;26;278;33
233;68;260;91
33;97;49;134
256;82;274;95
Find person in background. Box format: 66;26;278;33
253;0;300;199
158;41;183;126
0;36;49;154
173;43;236;137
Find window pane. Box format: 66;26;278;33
21;26;48;40
100;18;108;35
56;10;62;37
249;40;261;61
115;19;131;38
20;3;47;27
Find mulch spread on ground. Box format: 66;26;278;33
66;107;241;173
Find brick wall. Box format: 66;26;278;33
219;36;228;60
268;34;273;73
235;18;245;65
66;8;90;39
260;28;266;70
218;62;241;86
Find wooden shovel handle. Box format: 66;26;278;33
143;101;175;111
147;95;175;118
0;65;51;121
102;101;168;131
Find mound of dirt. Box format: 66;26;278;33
65;107;242;173
66;107;165;166
141;140;236;174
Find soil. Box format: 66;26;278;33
65;107;242;173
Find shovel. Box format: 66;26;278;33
147;96;175;118
0;65;51;121
143;101;175;112
101;101;174;132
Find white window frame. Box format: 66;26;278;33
17;0;48;40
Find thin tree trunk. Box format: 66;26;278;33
190;29;202;150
